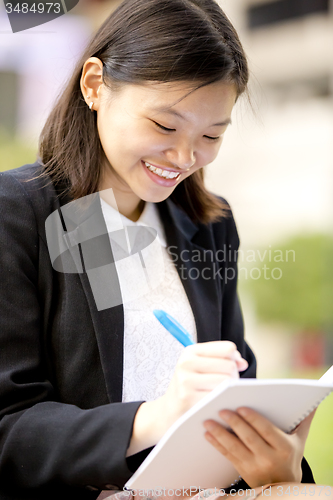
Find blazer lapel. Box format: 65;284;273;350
158;199;222;344
77;273;125;404
57;192;125;403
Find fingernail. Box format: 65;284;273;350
204;421;217;431
238;358;248;368
219;410;231;421
230;351;241;361
237;408;249;417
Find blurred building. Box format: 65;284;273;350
76;0;122;30
0;3;92;144
207;0;333;248
227;0;333;96
0;0;122;144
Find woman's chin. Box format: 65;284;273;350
137;187;177;204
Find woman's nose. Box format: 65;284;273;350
164;140;196;170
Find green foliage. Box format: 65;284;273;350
305;390;333;485
0;129;37;172
243;234;333;331
293;368;333;486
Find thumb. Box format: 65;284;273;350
292;408;317;440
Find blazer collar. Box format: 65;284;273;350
157;198;222;344
162;197;199;243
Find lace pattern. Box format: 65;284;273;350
100;199;197;402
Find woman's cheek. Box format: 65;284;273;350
196;147;219;169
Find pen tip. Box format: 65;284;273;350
153;309;168;322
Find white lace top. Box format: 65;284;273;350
100;198;197;403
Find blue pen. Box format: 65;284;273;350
153;309;194;347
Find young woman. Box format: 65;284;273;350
0;0;324;499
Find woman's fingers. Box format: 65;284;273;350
218;406;316;453
203;408;305;486
203;408;309;486
203;407;293;461
231;407;290;451
177;373;236;392
236;358;249;372
188;341;248;365
181;342;248;375
203;418;252;466
190;340;238;357
193;355;248;374
190;357;242;376
160;341;249;429
204;410;271;456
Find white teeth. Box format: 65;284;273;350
145;162;180;180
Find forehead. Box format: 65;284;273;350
119;81;237;121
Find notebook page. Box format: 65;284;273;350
125;378;333;490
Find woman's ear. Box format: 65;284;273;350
80;57;104;112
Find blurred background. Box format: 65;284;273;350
0;0;332;485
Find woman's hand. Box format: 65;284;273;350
159;341;248;426
203;407;316;487
126;341;248;456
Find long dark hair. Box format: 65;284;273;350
39;0;249;224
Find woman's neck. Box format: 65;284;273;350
99;170;146;222
99;188;145;222
124;198;146;222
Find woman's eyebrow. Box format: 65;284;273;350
211;118;232;127
152;106;232;126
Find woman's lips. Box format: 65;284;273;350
144;160;183;174
142;160;182;186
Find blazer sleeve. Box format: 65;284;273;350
0;172;142;496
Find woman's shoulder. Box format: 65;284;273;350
1;161;48;192
0;161;63;236
1;161;53;196
1;160;43;179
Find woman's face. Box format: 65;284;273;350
96;80;237;213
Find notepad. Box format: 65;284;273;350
125;366;333;490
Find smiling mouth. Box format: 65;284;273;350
144;161;181;180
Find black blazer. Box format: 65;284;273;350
0;163;313;499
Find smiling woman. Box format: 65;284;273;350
0;0;326;499
85;78;236;220
38;0;248;224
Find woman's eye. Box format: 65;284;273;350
153;121;176;132
204;135;221;141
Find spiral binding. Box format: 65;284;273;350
287;390;332;433
230;475;242;487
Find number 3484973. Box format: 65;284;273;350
5;3;61;14
276;486;332;497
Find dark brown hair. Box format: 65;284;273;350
39;0;249;224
